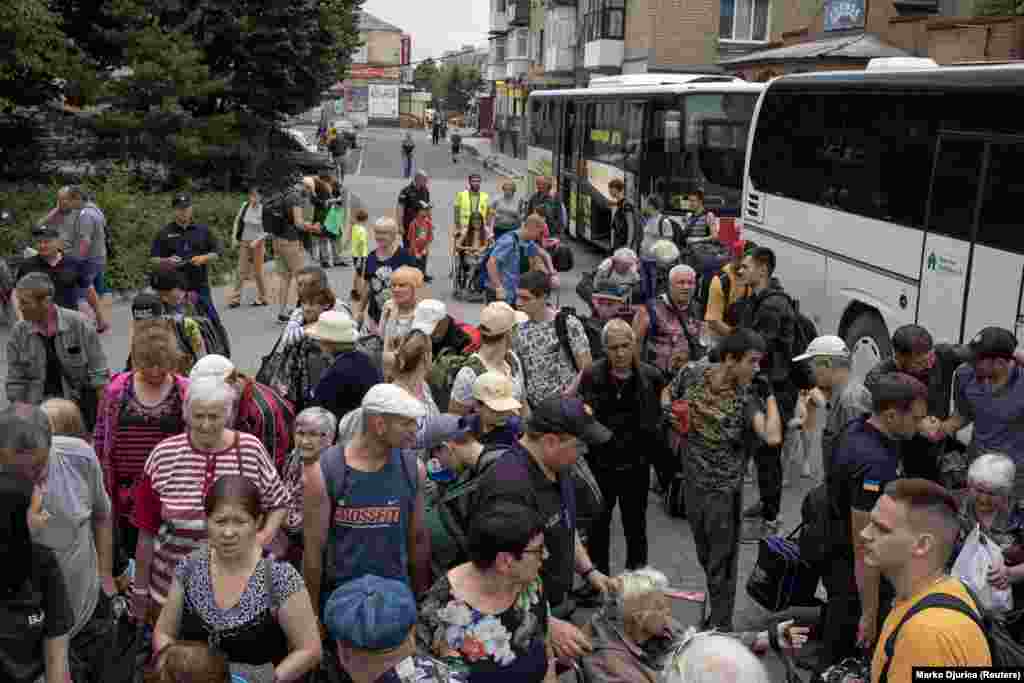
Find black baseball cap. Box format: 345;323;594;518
528;397;612;446
32;224;61;240
131;293;165;321
969;327;1018;360
171;192;192;209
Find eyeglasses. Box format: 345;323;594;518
522;544;548;558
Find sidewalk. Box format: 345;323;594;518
457;130;528;180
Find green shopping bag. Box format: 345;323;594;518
324;206;344;237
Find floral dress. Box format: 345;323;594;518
417;573;549;682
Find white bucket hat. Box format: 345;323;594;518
307;311;357;344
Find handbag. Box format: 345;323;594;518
745;522;820;612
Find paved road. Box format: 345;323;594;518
0;125;820;681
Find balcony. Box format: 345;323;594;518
583;39;623;69
507;0;530;26
544;7;577;73
490;10;508;34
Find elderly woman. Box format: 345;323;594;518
418;501;556;682
277;407;338;567
95;323;190;568
956;453;1024;625
448;302;527;417
155;474;321;683
130;377;291;626
353;217;418;333
582;567;808;683
659;633;769;683
380;265;424;353
489;180;521;241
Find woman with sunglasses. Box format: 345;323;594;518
418;501;556;682
130;377;290;627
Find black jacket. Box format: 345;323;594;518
739;278;796;391
578;359;666;468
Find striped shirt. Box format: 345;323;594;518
131;431;290;604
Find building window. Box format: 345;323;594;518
494;38;506;63
584;0;625;42
720;0;770;41
515;29;528;58
494;0;507;14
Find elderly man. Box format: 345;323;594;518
576;319;666;577
6;273;109;429
6;402;117;683
17;223;107;332
526;175;565;237
189;354;296;473
632;264;703;379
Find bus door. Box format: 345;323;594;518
645;99;683;213
560;101;581;239
917;134;1024;343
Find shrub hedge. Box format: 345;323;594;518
0;167;246;292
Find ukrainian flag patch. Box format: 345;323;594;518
863;480;881;492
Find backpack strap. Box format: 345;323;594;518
879;584;985;683
399;449;419;497
554;310;579;373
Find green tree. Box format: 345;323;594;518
413;58;439;91
974;0;1023;14
434;64;482;113
0;0;78;111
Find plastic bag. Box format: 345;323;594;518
323;206;343;237
952;523;1014;614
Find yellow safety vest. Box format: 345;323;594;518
455;191;490;227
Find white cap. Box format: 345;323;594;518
472;372;522;412
361;384;427;419
793;335;850;362
189;354;235;382
411;299;447;336
308;311;358;344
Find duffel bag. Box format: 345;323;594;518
745;523;819;612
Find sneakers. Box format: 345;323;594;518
741;518;780;544
277;314;291;324
743;502;763;519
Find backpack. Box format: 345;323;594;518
695;267;732;320
644;295;706;363
554;308;604;373
427;353;487;413
550;243;574;272
751;290;818;389
261;191;293;239
458;322;481;353
877;579;1022;683
177;315;231;359
80;203;114;261
424;446;507;580
477;234;531;290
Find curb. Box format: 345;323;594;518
463;142;526;180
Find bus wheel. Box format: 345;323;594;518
845;311;892;381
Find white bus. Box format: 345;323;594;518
527;74;764;252
741;61;1024;376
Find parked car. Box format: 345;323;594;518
284;128;318;154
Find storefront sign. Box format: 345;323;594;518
368;83;399;118
349;65;401;80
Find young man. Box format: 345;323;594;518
454;173;490;237
17;224;107;332
485;214;546;306
866;324;970;484
738;246;798;539
664;328;782;631
704;239;754;343
792;335;871;478
866;479;991;683
940;326;1024;496
825;373;928;669
150;193;223;325
268;179;321;324
6;273;110;426
468;396;614;662
303;384;431;623
513;270;592;410
608;178;639;253
59;186;110;314
684;189;718;239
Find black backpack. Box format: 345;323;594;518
261;191;293;238
554;307;604;372
174;315;231;360
877;579;1024;682
752;290;818;389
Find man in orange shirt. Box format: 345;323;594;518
703;239;754;344
865;478;991;683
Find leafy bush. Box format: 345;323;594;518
0;167;245;292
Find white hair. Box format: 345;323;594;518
612;247;637;262
611;567;669;619
968;453;1016;495
669;264;696;283
601;318;636;348
660;633;770;683
296;407;338;441
184;377;236;421
374;216;398;232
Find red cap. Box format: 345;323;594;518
732;239;746;260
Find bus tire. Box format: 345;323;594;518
844;311;892;379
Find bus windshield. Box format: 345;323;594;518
654;93;757;214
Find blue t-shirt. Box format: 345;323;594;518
832;416;903;513
487;232;539;303
955;365;1024;469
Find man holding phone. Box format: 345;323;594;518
150;193;223;325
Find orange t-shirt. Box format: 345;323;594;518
871;577;991;683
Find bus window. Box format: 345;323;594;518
648;105;684;210
684;93;756;194
977;141;1024;254
623;101;645;173
529;99;545;147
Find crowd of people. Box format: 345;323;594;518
3;163;1022;683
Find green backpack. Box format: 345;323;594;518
425;446;507;580
427;352;487;413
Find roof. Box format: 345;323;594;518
719;33;911;66
771;62;1024;90
530;80;764;100
356;11;403;33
